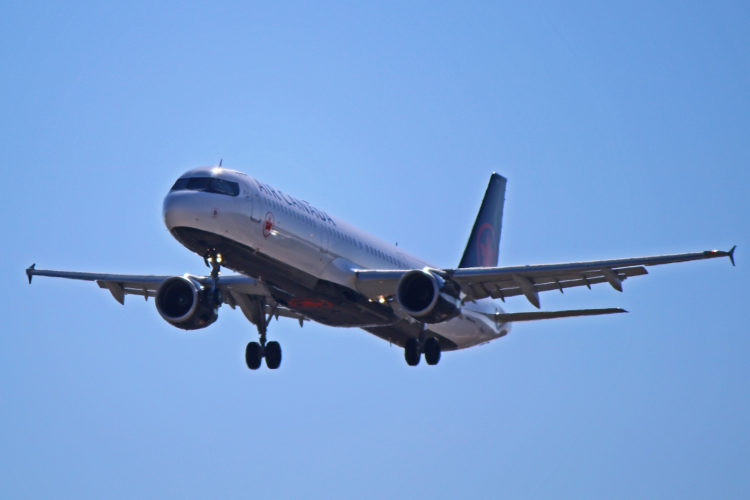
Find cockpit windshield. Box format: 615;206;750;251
170;177;240;196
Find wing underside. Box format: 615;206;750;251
25;266;308;324
25;247;735;328
496;307;627;322
355;247;735;308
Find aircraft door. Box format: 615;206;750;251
243;184;263;250
244;188;259;223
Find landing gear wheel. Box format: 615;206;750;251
404;338;421;366
245;342;262;370
264;341;282;369
424;337;441;366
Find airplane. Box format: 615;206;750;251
26;166;736;369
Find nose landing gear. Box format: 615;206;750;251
203;249;282;371
424;337;441;365
245;340;281;370
404;335;441;366
204;249;223;304
244;298;282;370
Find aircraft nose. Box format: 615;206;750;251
163;191;203;231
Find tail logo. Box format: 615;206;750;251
476;223;496;267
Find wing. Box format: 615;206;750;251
496;308;627;322
25;265;307;324
355;247;736;308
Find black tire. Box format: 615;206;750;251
264;341;282;369
424;337;441;366
404;338;421;366
245;342;262;370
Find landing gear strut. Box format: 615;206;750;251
203;249;282;371
404;335;441;366
205;249;223;304
245;298;282;370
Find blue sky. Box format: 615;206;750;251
2;1;748;498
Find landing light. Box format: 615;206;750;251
378;296;386;304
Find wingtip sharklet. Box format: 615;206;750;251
26;263;36;284
728;245;737;266
704;246;737;266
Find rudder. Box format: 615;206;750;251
458;173;506;268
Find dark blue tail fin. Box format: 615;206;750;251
458;173;506;268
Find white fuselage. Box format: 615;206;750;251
162;167;509;349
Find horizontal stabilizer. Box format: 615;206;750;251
496;307;627;322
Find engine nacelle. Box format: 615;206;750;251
155;276;220;330
395;269;461;323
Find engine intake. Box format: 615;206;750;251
156;276;220;330
396;269;461;323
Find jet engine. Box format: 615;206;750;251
155;276;220;330
395;269;461;323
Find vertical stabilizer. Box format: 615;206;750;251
458;173;506;268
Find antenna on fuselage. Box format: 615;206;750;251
218;159;223;167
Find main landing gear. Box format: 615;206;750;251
404;336;441;366
204;249;282;371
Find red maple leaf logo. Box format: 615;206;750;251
476;223;495;267
263;212;274;238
